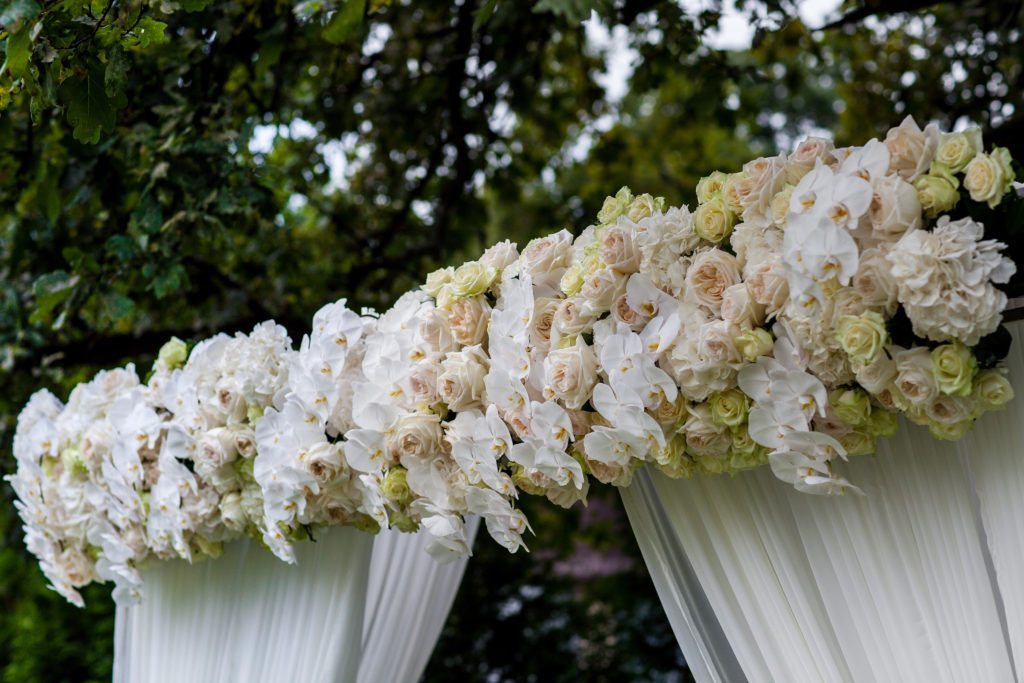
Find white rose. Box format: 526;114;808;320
869;175;922;239
229;424;257;459
530;297;560;350
685;248;741;313
852;247;898;314
219;492;247;533
786;136;834;184
520;230;573;276
551;296;598;346
544;338;598;409
198;427;238;467
390;413;444;460
745;259;789;316
419;308;459;355
893;347;939;407
304;441;347;481
447;295;491;346
854;353;898;394
599;220;640;273
422;267;455;297
935;128;982;173
720;283;765;328
480;240;520;272
884;116;939;180
439;346;489;411
409;358;443;405
579;266;628;316
697;320;743;366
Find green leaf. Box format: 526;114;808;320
134;17;168;49
180;0;213;11
532;0;607;22
323;0;366;45
104;45;128;100
99;290;135;325
150;263;186;299
474;0;498;31
104;234;136;262
59;62;116;143
0;0;41;30
2;27;32;79
29;270;78;326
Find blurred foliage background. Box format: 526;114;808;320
1;0;1022;680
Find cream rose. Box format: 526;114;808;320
530;297;560;349
697;319;742;366
786;136;834;184
869;175;922;238
422;267;455;297
734;155;787;225
720;283;765;328
390;413;444;460
974;369;1014;410
925;394;973;426
893;347;939;407
304;441;347;481
931;342;976;397
599;221;640;273
580;267;628;316
851;247;898;314
935;128;982;172
450;260;498;298
745;259;789;316
551;296;597;346
520;230;573;275
447;295;490;346
419;308;458;355
612;293;649;331
696;171;729;203
853;352;898;394
964;147;1016;208
544;338;598;409
480;240;520;272
408;359;443;405
694;196;737;243
627;193;663;222
884;116;938;180
685;248;741;313
438;346;489;411
836;311;888;365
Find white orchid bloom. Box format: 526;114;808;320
450;407;517;496
838;138;891;181
465;487;530;553
625;272;676;319
508;401;584;489
784;212;860;285
789;163;872;229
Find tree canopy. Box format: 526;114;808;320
2;0;1022;679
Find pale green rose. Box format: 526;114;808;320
964;147;1016;208
422;266;455;297
389;510;420;533
935;128;982;173
709;388;749;428
628;193;665;222
728;426;768;471
694;196;737;243
736;327;774;361
928;418;973;441
247;403;265;425
381;467;412;505
597;187;634;225
194;536;224;559
830;388;872;427
931;342;976;397
839;430;876;456
655;435;696;480
694;452;731;476
696;171;729;204
351;513;382;535
866;408;899;438
450;260;497;298
559;263;585;296
974;369;1015;410
836;311;888;365
913;162;960;218
770;184;795;227
157;336;188;371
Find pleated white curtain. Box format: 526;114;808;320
114;526;374;683
623;319;1024;683
357;517;480;683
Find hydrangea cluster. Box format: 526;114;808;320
10;118;1022;605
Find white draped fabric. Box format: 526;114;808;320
623;322;1024;683
357;517;480;683
114;526;374;683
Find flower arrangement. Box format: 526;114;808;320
10;118;1023;606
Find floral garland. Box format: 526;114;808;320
10;118;1023;606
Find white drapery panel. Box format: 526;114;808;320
357;517;480;683
624;414;1020;681
114;527;373;683
959;320;1024;677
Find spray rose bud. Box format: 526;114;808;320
931;342;976;397
157;337;188;371
381;467;412;506
735;328;773;361
696;171;729;203
694;196;737;243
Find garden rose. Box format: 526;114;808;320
685;248;741;313
438;346;489;411
451;260;497;298
884;116;938;180
893;348;939;407
447;295;490;346
599;221;640;273
544;339;598;409
964;147;1016;208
